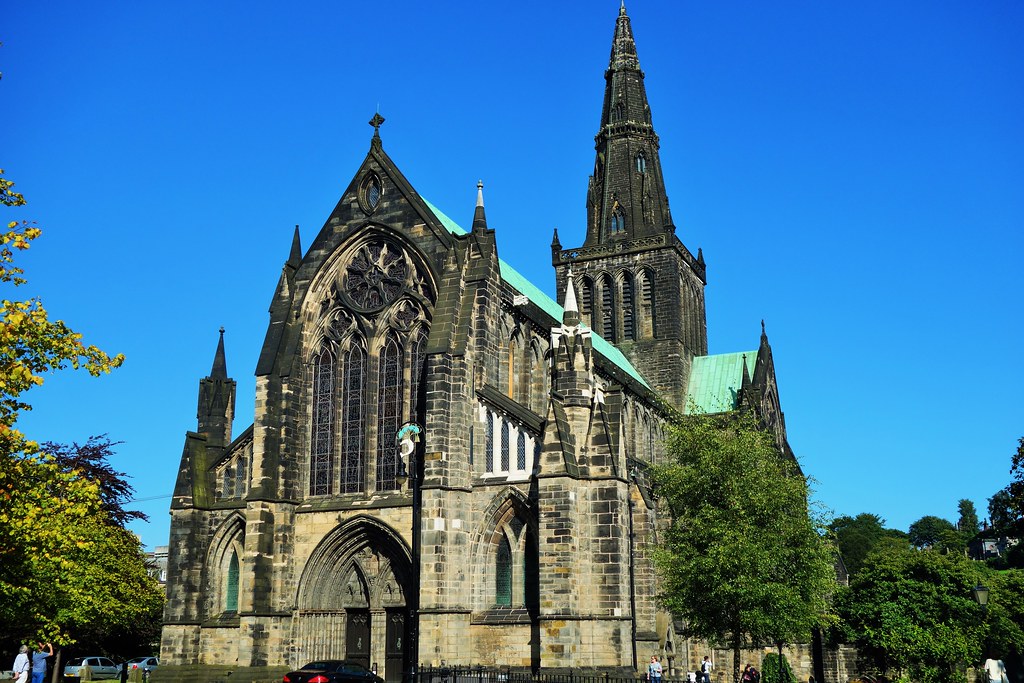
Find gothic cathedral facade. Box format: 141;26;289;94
161;6;792;683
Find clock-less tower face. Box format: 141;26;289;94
342;240;409;312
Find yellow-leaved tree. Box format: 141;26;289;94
0;168;162;659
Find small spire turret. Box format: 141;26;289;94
288;225;302;269
471;180;489;232
211;327;227;379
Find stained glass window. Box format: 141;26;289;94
500;420;510;472
517;430;526;471
226;551;239;612
341;345;366;493
485;411;494;472
409;327;427;420
495;536;512;606
376;335;403;490
310;347;335;496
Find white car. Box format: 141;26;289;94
120;658;159;674
63;657;119;680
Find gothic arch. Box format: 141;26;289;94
296;515;412;610
470;488;538;611
205;513;246;617
618;270;636;341
598;272;616;342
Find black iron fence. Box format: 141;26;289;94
415;666;655;683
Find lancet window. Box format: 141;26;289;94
376;333;403;491
620;271;636;341
310;347;336;496
341;344;366;493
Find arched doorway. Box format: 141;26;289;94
294;516;412;682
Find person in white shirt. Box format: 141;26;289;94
984;657;1007;683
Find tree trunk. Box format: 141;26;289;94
733;637;742;683
50;651;62;683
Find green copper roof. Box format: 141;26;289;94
684;351;757;415
423;199;650;390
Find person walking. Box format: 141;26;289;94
31;644;53;683
648;656;663;683
701;656;713;683
12;646;31;683
985;656;1008;683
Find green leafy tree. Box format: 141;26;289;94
988;438;1024;536
829;513;908;576
836;544;988;683
652;413;837;683
0;167;157;656
988;489;1017;535
908;515;957;549
761;653;796;683
956;499;979;539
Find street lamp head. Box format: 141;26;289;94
973;583;990;608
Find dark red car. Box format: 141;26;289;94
282;661;385;683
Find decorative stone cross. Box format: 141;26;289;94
369;112;385;136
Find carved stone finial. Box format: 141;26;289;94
369;112;386;138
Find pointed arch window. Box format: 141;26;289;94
376;334;403;491
600;274;616;342
640;267;656;338
495;536;513;607
580;277;595;328
610;207;626;235
225;551;239;612
341;344;366;493
621;271;636;341
409;327;428;421
636;151;647;174
310;347;335;496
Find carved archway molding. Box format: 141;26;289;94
296;514;413;610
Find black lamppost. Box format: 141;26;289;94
973;583;990;660
396;422;423;683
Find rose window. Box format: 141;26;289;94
343;241;409;311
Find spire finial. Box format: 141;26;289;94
563;268;578;315
620;0;627;15
211;327;227;379
288;225;302;268
760;319;768;342
369;112;385;145
471;180;488;232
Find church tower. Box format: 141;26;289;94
553;3;708;411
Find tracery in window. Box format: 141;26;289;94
341;344;366;493
310;347;335;496
636;151;647;173
409;327;428;420
376;334;403;491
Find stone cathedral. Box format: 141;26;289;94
161;6;796;683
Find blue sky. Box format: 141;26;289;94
4;1;1022;549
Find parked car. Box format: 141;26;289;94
119;658;159;673
63;657;120;680
282;661;384;683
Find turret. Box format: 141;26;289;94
197;327;236;448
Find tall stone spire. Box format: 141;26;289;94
584;3;674;246
197;327;235;447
